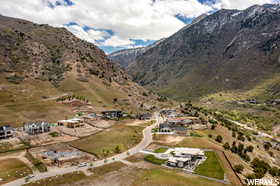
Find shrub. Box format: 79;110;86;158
233;164;244;174
215;135;223;143
223;142;230;150
246;145;254;153
263;142;272;151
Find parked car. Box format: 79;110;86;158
77;163;87;167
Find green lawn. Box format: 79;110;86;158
144;155;167;165
132;168;227;186
24;171;86;186
70;123;143;159
154;147;168;153
0;158;32;184
195;151;225;180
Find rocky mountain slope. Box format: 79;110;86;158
108;39;165;68
128;4;280;101
0;15;170;126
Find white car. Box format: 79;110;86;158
27;175;35;179
77;163;87;167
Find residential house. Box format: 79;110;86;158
138;113;152;120
24;121;51;135
57;118;84;128
101;110;123;119
166;148;206;169
0;125;13;139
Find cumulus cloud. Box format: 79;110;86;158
214;0;276;9
66;24;110;44
0;0;279;52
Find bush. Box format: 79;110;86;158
263;142;272;151
251;158;270;178
215;135;223;143
246;145;254;153
269;167;279;177
49;132;59;137
223;142;230;150
233;164;244;174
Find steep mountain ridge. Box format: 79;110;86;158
108;38;165;68
0;15;169;126
128;4;280;100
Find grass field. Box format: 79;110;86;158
195;151;225;180
144;155;167;165
0;158;32;184
70;122;144;158
154;147;168;153
24;171;86;186
132;168;227;186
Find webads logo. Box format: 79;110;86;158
246;179;279;186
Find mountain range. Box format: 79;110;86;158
117;4;280;101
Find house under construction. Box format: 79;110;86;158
23;121;51;135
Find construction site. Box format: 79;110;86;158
29;143;96;168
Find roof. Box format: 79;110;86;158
58;118;82;123
0;125;13;131
24;121;50;127
102;110;122;113
166;148;205;157
168;157;191;163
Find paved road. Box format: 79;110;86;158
4;113;159;186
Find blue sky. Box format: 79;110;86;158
0;0;279;54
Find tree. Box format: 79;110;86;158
263;142;272;151
246;145;254;153
269;167;279;177
211;124;216;130
232;131;236;138
234;164;244;174
114;145;121;153
215;135;223;143
237;143;244;155
223;142;230;150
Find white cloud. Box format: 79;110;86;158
0;0;213;46
101;36;134;47
66;24;109;44
214;0;275;10
0;0;278;51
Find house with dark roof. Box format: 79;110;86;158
101;110;123;119
0;125;14;139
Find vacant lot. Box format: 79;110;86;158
195;151;224;180
24;171;86;186
132;168;227;186
70;123;144;158
89;162;127;176
0;158;32;184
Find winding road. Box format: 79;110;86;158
4;113;160;186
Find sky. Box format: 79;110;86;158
0;0;279;54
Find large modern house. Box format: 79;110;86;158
23;121;51;135
0;125;14;139
165;148;206;170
